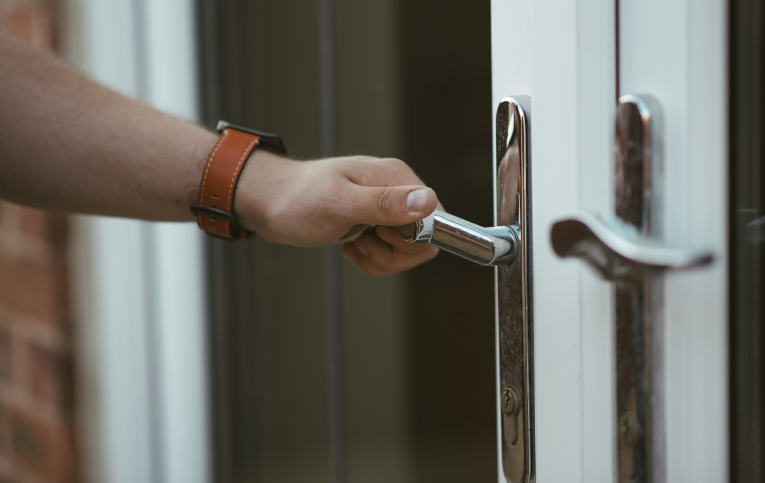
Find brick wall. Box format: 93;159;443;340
0;2;79;482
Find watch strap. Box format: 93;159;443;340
192;122;286;240
190;126;257;239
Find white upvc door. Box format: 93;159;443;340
619;2;728;481
491;1;728;482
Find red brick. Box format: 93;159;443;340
0;471;14;483
0;399;8;461
0;2;77;482
0;327;10;386
0;253;68;329
0;203;68;243
9;406;76;483
0;0;54;49
26;342;73;412
29;212;68;243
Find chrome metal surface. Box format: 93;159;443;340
747;215;765;243
396;97;534;482
496;96;533;483
550;212;713;281
550;95;713;483
501;385;521;446
613;95;665;483
397;97;534;481
398;209;518;266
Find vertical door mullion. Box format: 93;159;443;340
619;0;728;481
492;1;616;481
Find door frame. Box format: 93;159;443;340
491;1;728;481
492;1;617;481
65;0;211;481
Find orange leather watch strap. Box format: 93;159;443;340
194;127;261;240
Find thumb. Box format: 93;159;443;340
350;185;438;226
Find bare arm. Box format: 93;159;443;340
0;34;438;275
0;34;216;220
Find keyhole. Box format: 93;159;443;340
618;412;642;481
501;386;521;446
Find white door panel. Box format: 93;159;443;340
492;1;616;481
68;0;210;481
492;0;728;481
620;1;728;481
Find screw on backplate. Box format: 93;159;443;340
501;386;520;416
619;413;642;447
618;413;642;479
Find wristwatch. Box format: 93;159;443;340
191;121;286;240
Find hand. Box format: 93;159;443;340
234;151;440;276
341;225;440;277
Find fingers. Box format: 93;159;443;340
341;230;439;277
337;156;438;227
345;184;439;227
375;226;430;255
343;156;424;187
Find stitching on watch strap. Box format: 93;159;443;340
194;127;261;240
226;138;258;213
198;129;229;204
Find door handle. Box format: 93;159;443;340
396;209;519;266
550;211;712;280
550;95;713;483
400;97;535;483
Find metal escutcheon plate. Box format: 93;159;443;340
496;97;534;483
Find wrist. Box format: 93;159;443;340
185;129;219;211
191;121;288;240
232;148;297;233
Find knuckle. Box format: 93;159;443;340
347;155;376;162
357;259;385;277
344;156;378;170
369;249;391;267
373;188;394;217
383;157;409;171
366;264;389;277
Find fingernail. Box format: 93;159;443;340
406;188;430;214
356;241;370;257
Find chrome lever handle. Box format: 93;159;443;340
372;97;533;482
550;212;713;282
399;97;534;483
397;209;519;266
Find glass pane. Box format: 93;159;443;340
730;0;765;480
337;1;495;482
199;1;496;482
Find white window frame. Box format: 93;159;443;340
64;1;210;482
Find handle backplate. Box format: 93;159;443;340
551;95;712;483
496;96;534;483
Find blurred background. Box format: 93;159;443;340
200;1;497;482
0;3;79;483
0;0;498;482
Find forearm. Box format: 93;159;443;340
0;35;441;275
0;34;215;221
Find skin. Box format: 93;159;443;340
0;34;439;276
